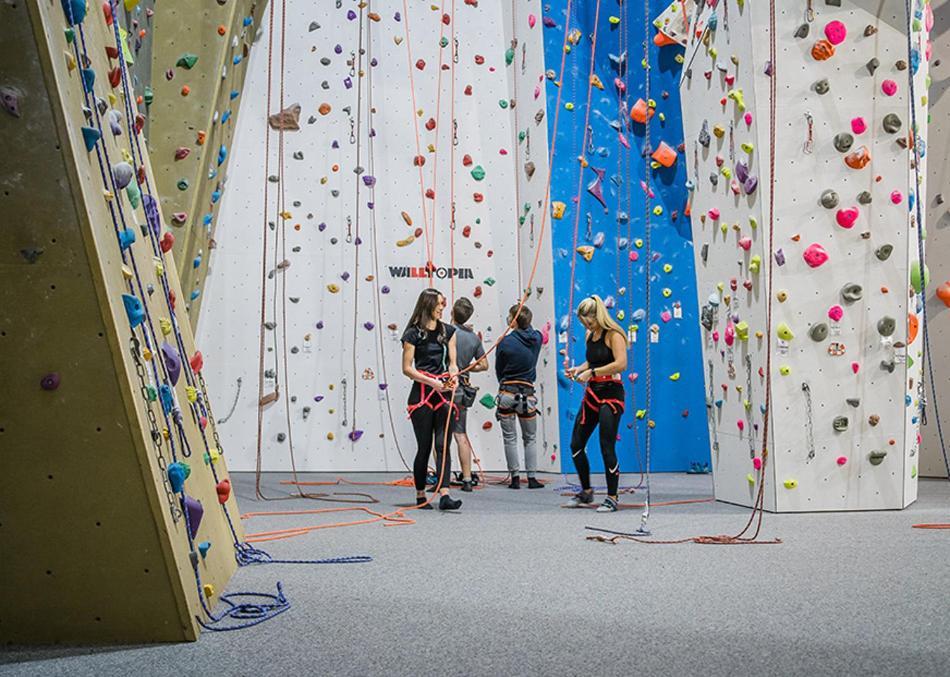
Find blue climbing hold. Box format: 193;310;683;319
122;293;145;327
230;89;240;100
167;461;188;492
190;289;201;301
198;541;212;558
81;126;101;151
159;383;174;414
243;15;253;27
217;145;228;166
202;213;213;226
118;227;136;250
80;68;95;93
192;255;202;269
61;0;86;25
233;55;243;66
211;190;221;204
221;109;231;124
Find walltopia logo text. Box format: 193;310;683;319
388;265;474;280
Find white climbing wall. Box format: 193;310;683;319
682;0;929;511
197;0;559;472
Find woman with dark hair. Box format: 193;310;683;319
563;295;629;513
401;288;463;511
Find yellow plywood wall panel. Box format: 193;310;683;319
147;0;262;324
0;0;242;643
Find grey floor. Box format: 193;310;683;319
3;472;950;677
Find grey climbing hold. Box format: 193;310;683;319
832;416;849;432
841;283;863;303
698;120;710;147
814;78;830;95
882;113;902;134
846;398;860;407
820;190;839;209
525;161;536;178
309;21;320;31
857;191;872;205
795;24;810;39
293;151;303;160
808;323;829;342
877;316;896;337
866;57;880;75
833;133;854;153
320;57;331;66
868;450;887;466
880;360;896;373
20;247;44;263
112;162;134;189
321;81;330;90
0;86;21;117
875;244;893;261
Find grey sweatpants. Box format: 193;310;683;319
496;390;538;477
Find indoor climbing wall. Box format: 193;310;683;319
542;0;710;474
683;0;930;511
147;0;262;323
2;0;242;641
197;0;560;473
920;0;949;479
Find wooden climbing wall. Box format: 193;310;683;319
683;0;930;511
920;0;949;479
147;0;262;324
195;0;560;473
0;0;240;643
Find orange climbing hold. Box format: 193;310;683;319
318;102;331;115
654;31;678;47
908;313;919;344
630;98;654;124
196;130;207;145
651;141;678;168
845;147;871;169
811;39;836;61
217;24;226;35
401;211;413;226
936;282;950;307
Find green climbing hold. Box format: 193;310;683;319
64;28;75;44
176;53;199;69
499;99;509;109
910;261;930;293
505;48;515;65
470;165;485;181
143;86;153;105
483;277;496;286
440;37;449;48
145;385;157;401
177;178;190;191
518;131;526;142
126;183;141;209
479;393;496;409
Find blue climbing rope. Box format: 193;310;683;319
197;582;291;632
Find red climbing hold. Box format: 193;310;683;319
102;1;113;25
425;118;436;131
216;479;231;504
160;231;175;253
473;193;484;203
190;351;204;373
105;45;119;60
462;154;472;166
108;67;121;88
416;59;426;70
462;225;472;237
464;84;473;95
474;55;485;65
442;13;451;25
168;289;176;311
413;155;425;167
425;188;435;199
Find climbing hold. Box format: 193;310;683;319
167;462;189;492
881;80;898;96
910;261;929;293
836;456;848;466
857;191;872;205
40;372;61;391
833;133;854;153
836;207;859;229
122;294;145;327
776;322;794;341
866;57;880;74
868;451;887;466
198;541;211;559
840;283;863;303
112;162;134;189
181;494;204;538
877;316;896;337
61;0;86;24
820;190;839;209
651;142;677;168
630;98;654;124
844;147;871;169
811;40;835;61
814;78;830;95
783;479;798;490
908;313;919;344
832;416;849;432
936;282;950;307
803;243;829;268
875;244;893;261
808;323;829;342
851;117;867;135
824;20;847;45
470;165;486;181
882;113;902;134
176;53;199;69
268;103;301;131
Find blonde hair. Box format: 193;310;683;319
577;295;629;345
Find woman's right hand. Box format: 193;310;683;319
564;365;577;380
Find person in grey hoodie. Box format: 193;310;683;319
495;304;543;489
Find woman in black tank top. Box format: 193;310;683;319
563;295;628;512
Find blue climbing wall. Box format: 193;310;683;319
542;1;709;473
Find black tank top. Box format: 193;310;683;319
586;330;614;369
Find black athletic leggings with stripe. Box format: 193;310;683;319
408;382;453;491
569;381;623;497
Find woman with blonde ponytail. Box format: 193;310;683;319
562;295;629;512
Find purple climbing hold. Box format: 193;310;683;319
341;272;350;281
364;322;375;331
586;166;608;210
143;195;161;237
334;44;343;54
394;12;401;21
543;16;557;28
318;222;327;232
112;162;134;189
378;383;388;391
316;321;324;329
744;176;758;194
314;395;325;402
362;175;376;187
370;58;378;67
0;86;21;118
735;161;749;184
348;429;364;441
162;341;182;386
344;77;353;90
108;109;122;136
347;9;357;20
774;248;786;266
354;237;363;245
40;372;61;391
181;494;204;538
332;140;340;149
381;286;390;294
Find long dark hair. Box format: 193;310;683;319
406;288;447;344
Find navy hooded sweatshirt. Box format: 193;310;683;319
495;328;542;384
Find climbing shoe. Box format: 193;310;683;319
439;495;462;511
563;490;594;508
461;480;473;493
596;496;619;513
527;477;544;489
416;496;433;510
471;472;480;486
508;475;521;490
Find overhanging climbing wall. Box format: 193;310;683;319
920;0;949;479
542;0;710;474
683;0;930;511
197;1;560;472
147;0;262;324
1;0;241;642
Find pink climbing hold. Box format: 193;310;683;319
824;20;847;45
836;456;848;466
881;79;898;96
708;207;720;221
743;112;753;127
737;420;745;432
628;250;639;261
528;13;536;28
752;457;763;470
851;362;860;374
712;330;720;343
828;305;844;322
660;310;672;323
851;117;867;134
803;243;829;268
836;207;859;229
890;190;903;204
738;236;752;251
724;320;736;347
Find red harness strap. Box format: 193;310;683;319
406;372;459;420
580;380;624;425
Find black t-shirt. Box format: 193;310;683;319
401;322;456;375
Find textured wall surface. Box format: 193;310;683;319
684;0;930;511
542;0;711;474
0;0;241;642
196;1;560;473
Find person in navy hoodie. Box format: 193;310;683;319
495;304;544;489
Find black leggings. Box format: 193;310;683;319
409;386;453;491
569;384;623;496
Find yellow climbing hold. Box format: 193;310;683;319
327;432;335;440
185;386;198;403
662;263;673;273
159;318;172;336
669;372;680;381
653;206;663;216
565;102;575;111
735;321;749;341
142;347;153;362
784;478;798;490
776;322;794;341
396;235;416;247
153;257;165;277
741;142;754;154
617;310;625;321
608;16;620;25
634;238;643;248
203;584;214;598
779;365;791;375
552;201;567;219
121;265;133;280
327;283;341;293
589;74;604;90
747;473;756;485
662;288;672;298
576;246;595;262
